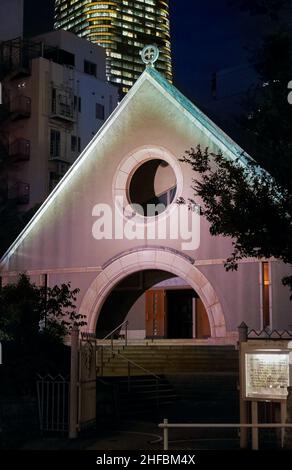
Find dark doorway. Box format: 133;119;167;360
166;289;194;339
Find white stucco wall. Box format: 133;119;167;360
1;70;292;337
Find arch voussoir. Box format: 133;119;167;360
79;249;226;338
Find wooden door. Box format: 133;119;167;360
145;290;166;338
196;298;211;338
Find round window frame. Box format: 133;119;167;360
112;146;183;225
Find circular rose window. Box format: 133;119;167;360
113;146;183;223
128;159;177;217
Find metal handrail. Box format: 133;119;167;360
159;419;292;450
102;320;129;341
117;351;160;380
98;323;161;400
115;351;161;403
97;320;129;375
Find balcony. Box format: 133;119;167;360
51;94;75;122
9;139;30;162
10;95;31;120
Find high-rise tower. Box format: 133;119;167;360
54;0;172;94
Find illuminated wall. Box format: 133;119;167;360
54;0;172;94
2;67;292;337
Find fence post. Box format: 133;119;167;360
69;325;79;439
284;386;292;449
238;322;248;449
128;362;131;392
251;401;259;450
163;418;169;451
238;321;248;343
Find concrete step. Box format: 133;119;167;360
98;344;239;378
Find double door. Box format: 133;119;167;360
145;289;211;339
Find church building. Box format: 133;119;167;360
1;53;291;343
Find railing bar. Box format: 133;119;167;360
41;379;45;431
52;379;55;431
63;379;66;432
46;381;49;431
102;320;129;341
159;423;292;429
58;381;61;432
36;380;43;432
118;352;160;380
128;362;131;392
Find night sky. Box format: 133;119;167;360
170;0;264;106
23;0;265;108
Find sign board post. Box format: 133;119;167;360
239;337;292;449
284;386;292;448
238;322;249;449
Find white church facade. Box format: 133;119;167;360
0;64;291;343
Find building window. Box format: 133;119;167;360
52;88;56;113
96;103;105;120
262;261;270;329
128;159;177;217
84;60;97;76
50;130;61;158
71;135;77;151
78;97;81;113
78;137;81;153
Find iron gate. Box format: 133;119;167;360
36;374;69;433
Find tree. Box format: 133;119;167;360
180;1;292;291
0;274;86;343
0;274;86;394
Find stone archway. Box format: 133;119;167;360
79;248;227;337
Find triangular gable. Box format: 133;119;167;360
0;66;250;268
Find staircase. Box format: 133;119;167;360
98;344;238;376
96;344;239;422
116;375;178;419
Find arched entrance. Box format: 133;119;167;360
79;248;226;337
96;269;211;340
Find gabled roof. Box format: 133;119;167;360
0;66;250;267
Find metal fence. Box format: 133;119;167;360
36;374;69;433
159;419;292;450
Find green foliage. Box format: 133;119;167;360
180;146;291;271
0;274;85;395
180;3;292;293
0;273;86;343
